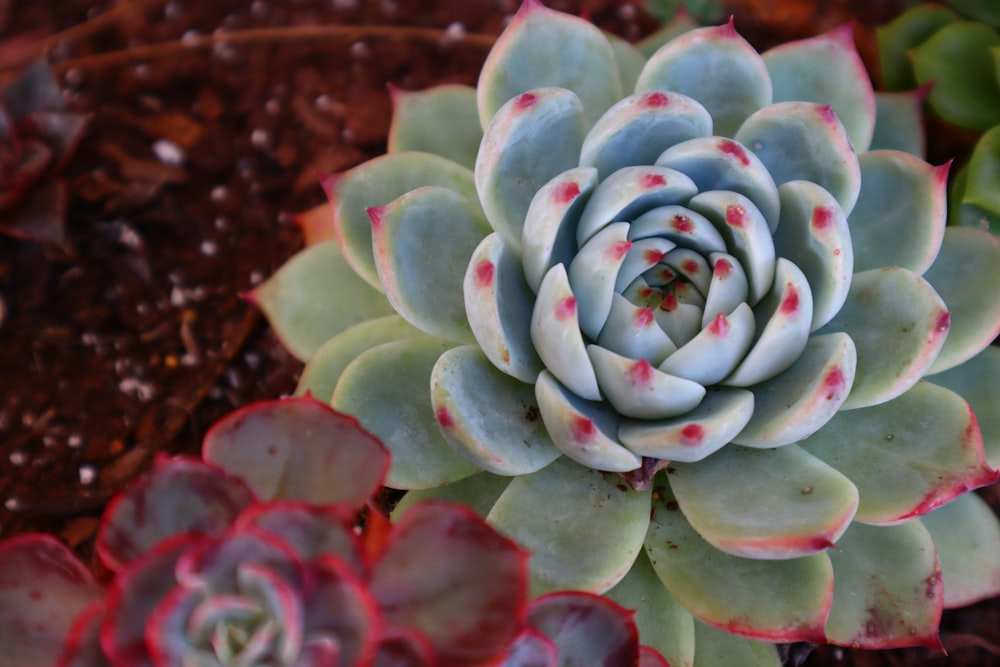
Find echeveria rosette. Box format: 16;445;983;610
257;1;1000;661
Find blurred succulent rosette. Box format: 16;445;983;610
0;396;668;667
253;1;1000;662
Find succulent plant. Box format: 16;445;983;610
877;2;1000;234
0;60;87;250
254;1;1000;662
0;395;668;667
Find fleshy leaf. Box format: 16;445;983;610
658;303;756;384
588;345;705;420
524;593;638;666
636;11;700;58
920;493;1000;608
763;24;876;152
824;521;943;649
246;240;395;361
465;233;544;382
534;370;642;472
957;125;1000;233
800;381;997;525
670;444;858;559
431;346;559;475
476;87;586;251
912;21;1000;131
924;228;1000;374
388;84;483;170
477;0;622;128
636;21;772;137
236;503;363;575
847;150;947;274
295;315;429;403
203;395;390;507
370;186;489;343
691;620;781;667
646;487;833;642
331;338;477;489
928;346;1000;467
292;203;336;247
606;550;696;667
303;557;381;666
97;456;254;571
606;32;646;94
372;502;527;667
391;471;512;521
876;5;959;91
580;91;713;179
771;180;853;331
326;151;478;291
569;222;633;340
500;628;557;667
487;456;650;595
0;535;102;667
870;89;928;157
947;0;1000;26
818;267;949;410
734;102;861;215
54;600;107;667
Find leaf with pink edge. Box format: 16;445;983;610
870;89;927;157
646;486;833;643
824;521;943;650
369;185;490;344
639;646;671;667
292;203;336;247
800;381;997;525
54;600;108;667
388;84;482;169
669;444;857;560
302;556;382;666
203;395;389;507
372;629;435;667
96;456;254;571
636;21;772;138
928;346;1000;467
524;592;639;666
247;240;395;361
332;338;478;490
921;493;1000;609
477;0;622;128
763;25;876;152
607;549;696;667
691;620;781;667
847;150;947;274
371;502;527;667
487;456;650;595
499;627;558;666
0;535;102;667
326;151;479;291
818;267;949;410
924;227;1000;374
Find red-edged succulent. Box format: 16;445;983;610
0;395;667;667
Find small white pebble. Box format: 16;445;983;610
244;351;262;369
210;185;228;202
63;68;84;86
200;240;218;256
153;139;184;165
181;29;202;45
79;465;98;486
618;3;637;20
250;128;269;148
170;286;186;307
164;1;182;20
214;216;229;230
4;498;19;511
249;270;264;285
349;41;370;58
265;98;281;115
8;451;27;466
67;434;84;449
119;377;156;401
251;0;268;18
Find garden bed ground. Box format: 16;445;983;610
0;1;996;665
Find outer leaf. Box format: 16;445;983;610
957;125;1000;232
326;151;478;291
0;535;102;667
947;0;1000;26
763;25;876;152
487;457;650;595
870;89;928;157
295;315;429;403
636;21;772;137
691;620;780;667
825;521;943;649
97;456;254;571
391;471;512;521
799;381;997;525
369;186;490;343
606;32;646;94
646;487;833;643
291;203;336;247
475;87;586;251
203;395;390;507
371;502;527;667
924;227;1000;374
388;84;483;170
247;241;394;361
304;557;381;666
669;445;858;559
912;21;1000;130
818;267;949;410
54;600;107;667
332;338;477;489
876;5;960;91
920;493;1000;608
525;593;638;666
606;550;696;667
477;0;622;128
847;150;947;274
499;628;558;667
928;346;1000;467
430;346;560;475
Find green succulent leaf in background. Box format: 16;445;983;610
257;1;1000;662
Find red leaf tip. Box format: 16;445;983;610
366;206;386;230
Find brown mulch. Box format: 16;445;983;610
0;1;996;665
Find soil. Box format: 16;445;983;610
0;1;996;665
